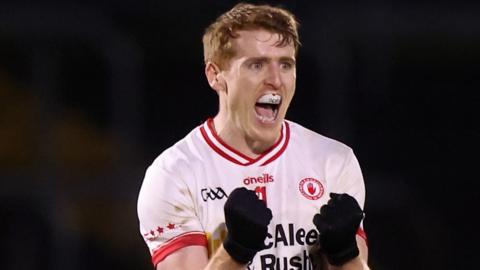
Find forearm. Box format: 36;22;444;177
328;256;370;270
329;239;370;270
204;244;246;270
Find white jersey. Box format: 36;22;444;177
137;119;366;269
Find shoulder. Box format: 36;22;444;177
286;120;353;158
146;125;205;179
138;125;206;208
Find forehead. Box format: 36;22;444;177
230;29;295;59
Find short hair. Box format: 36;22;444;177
202;2;300;70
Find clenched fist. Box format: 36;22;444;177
223;187;273;264
313;193;364;266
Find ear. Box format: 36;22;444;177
205;62;226;92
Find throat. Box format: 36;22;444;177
213;117;278;159
246;137;276;156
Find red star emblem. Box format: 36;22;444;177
156;226;164;234
167;223;175;230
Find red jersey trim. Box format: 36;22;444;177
260;122;290;166
206;118;254;162
151;232;207;266
200;126;246;165
200;118;289;166
356;228;368;245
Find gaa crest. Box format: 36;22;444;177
299;178;324;200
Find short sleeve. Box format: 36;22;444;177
332;149;367;240
137;156;207;266
333;149;365;209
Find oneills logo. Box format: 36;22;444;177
299;178;324;200
243;173;274;185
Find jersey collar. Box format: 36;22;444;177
200;118;290;166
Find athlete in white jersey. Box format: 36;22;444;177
138;3;370;270
139;119;367;269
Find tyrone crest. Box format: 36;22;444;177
299;178;324;200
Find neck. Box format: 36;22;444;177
212;115;278;159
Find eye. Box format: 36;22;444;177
249;62;263;70
280;62;294;70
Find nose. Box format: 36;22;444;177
264;63;282;90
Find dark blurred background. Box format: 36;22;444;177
1;0;479;269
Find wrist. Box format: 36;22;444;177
328;255;368;270
223;234;259;264
323;242;359;266
206;245;246;270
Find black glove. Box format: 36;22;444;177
223;187;273;264
313;193;364;266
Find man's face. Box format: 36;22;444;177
219;29;296;147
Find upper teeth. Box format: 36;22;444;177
257;94;281;105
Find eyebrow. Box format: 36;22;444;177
245;56;296;64
279;56;296;64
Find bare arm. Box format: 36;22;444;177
155;246;208;270
156;237;370;270
205;245;247;270
156;188;270;270
156;245;246;270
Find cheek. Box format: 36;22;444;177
283;80;296;110
233;78;255;100
289;73;296;88
228;87;250;112
286;77;296;98
281;71;296;86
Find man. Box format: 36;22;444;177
138;3;370;270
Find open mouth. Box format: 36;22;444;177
254;93;281;124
